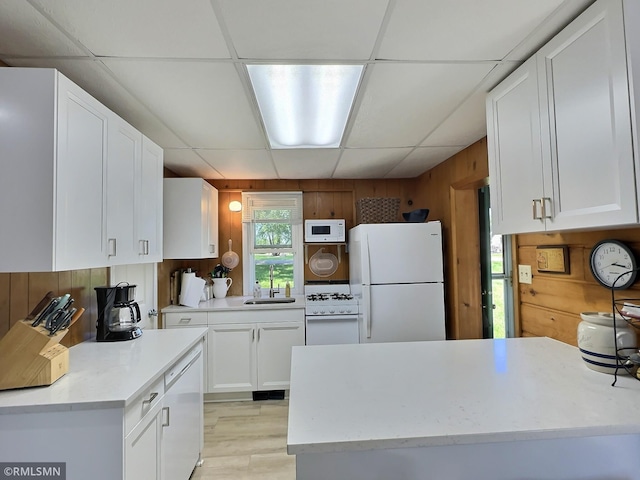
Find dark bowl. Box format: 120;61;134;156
402;208;429;223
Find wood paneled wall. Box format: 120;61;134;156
409;139;489;340
0;268;108;346
157;179;414;312
515;228;640;346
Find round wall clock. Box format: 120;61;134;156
589;239;638;290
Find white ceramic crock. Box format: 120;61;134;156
577;312;636;374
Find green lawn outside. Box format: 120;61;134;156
255;253;294;288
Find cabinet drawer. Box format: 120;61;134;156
208;308;304;325
164;312;208;327
125;376;164;435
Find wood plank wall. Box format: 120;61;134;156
0;268;108;346
409;139;489;340
157;179;414;314
515;228;640;346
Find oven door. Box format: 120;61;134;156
305;314;359;345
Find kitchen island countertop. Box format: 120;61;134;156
0;328;207;414
288;337;640;455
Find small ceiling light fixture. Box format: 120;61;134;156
229;200;242;212
247;64;364;149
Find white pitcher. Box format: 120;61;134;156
212;277;232;298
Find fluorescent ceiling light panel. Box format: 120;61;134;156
247;64;364;149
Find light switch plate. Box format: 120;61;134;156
518;265;532;284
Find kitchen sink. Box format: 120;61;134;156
243;298;296;305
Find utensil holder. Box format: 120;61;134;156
0;320;70;391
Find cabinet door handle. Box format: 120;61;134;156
179;317;192;324
257;328;261;341
209;244;216;254
142;392;158;405
162;406;170;427
252;329;255;341
532;199;542;220
139;239;150;255
108;238;117;257
541;197;552;219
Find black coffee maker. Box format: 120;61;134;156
95;283;142;342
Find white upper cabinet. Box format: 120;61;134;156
163;178;219;259
0;67;163;272
138;137;163;263
106;115;164;266
107;114;140;265
486;57;545;234
487;0;640;234
0;68;108;272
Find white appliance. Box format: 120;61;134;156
349;221;445;343
304;219;346;243
304;284;359;345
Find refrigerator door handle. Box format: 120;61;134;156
362;232;372;286
363;285;372;339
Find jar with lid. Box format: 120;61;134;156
577;312;637;374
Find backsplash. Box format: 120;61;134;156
0;268;108;347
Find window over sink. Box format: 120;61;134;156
241;192;303;296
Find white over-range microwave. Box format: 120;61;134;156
304;219;346;243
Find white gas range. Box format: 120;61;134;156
304;284;359;345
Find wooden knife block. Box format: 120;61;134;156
0;320;69;391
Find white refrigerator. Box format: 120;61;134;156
349;221;445;343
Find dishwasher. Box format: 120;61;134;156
162;342;204;480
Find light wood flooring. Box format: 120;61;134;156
189;400;295;480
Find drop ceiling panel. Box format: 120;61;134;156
198;149;276;179
218;0;388;59
421;92;487;147
386;147;465;178
378;0;565;61
164;149;224;179
30;0;230;58
7;58;188;148
335;148;412;178
503;0;596;61
346;63;494;148
271;149;340;179
0;0;87;57
102;60;265;149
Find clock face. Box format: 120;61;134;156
589;240;637;290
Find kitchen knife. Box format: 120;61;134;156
31;297;60;327
65;307;85;330
45;307;66;332
42;294;72;331
49;308;75;336
25;291;54;321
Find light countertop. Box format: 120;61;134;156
287;337;640;455
162;295;305;313
0;328;207;414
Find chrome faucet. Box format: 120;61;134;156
269;265;280;298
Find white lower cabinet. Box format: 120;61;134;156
161;344;204;480
257;322;306;390
164;312;209;392
208;323;256;392
125;394;163;480
208;309;305;393
124;340;204;480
